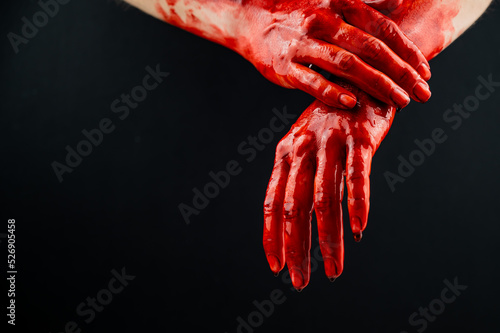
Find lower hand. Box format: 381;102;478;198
263;86;395;290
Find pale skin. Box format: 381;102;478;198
124;0;491;42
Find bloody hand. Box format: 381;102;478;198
263;87;395;290
237;0;431;109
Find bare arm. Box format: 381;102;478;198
388;0;493;60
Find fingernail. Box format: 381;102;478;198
267;255;281;274
290;268;304;290
390;87;410;108
351;216;362;234
354;231;363;242
324;258;338;279
339;93;357;108
413;81;432;103
329;277;337;283
417;63;431;81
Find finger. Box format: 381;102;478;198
288;62;357;109
263;141;291;275
346;141;373;242
298;40;410;108
319;22;431;103
342;1;431;81
283;135;316;291
314;136;345;281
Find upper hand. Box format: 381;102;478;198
236;0;431;109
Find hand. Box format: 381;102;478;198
236;0;431;109
263;86;395;290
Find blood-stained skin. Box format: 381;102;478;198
263;0;461;290
152;0;461;290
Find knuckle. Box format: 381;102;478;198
341;0;357;14
302;74;323;90
335;51;356;71
319;239;340;251
293;133;317;156
348;196;367;210
276;138;292;159
406;48;421;66
348;166;367;183
264;200;282;215
276;140;288;155
397;68;414;84
302;11;323;31
290;64;314;87
376;17;397;40
371;72;385;89
314;193;334;212
283;202;302;219
364;37;383;60
284;249;299;260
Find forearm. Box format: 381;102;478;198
390;0;492;60
124;0;247;50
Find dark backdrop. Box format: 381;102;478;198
1;1;499;332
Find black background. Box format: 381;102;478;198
1;0;500;332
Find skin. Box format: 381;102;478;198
263;0;493;290
124;0;433;109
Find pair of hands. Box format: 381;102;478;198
259;0;420;290
130;0;483;290
151;0;430;289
